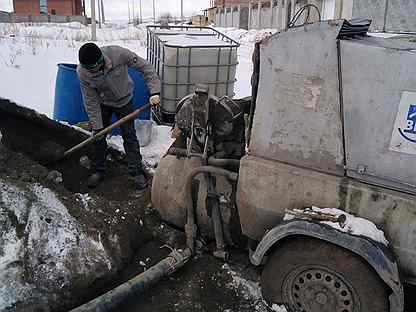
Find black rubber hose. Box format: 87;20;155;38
69;248;192;312
182;166;238;253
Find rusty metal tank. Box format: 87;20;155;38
152;155;243;246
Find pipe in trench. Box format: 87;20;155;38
69;161;238;311
69;248;192;312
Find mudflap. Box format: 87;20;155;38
250;220;405;312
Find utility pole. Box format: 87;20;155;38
139;0;142;24
97;0;102;29
128;0;131;23
91;0;97;41
152;0;156;24
181;0;184;21
132;0;135;23
101;0;105;24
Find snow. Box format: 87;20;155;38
0;22;147;117
214;27;277;98
0;22;274;167
158;33;236;46
0;180;112;310
222;263;287;312
284;206;389;246
0;22;272;113
107;124;174;169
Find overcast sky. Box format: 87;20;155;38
0;0;210;20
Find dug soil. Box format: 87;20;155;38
0;99;277;312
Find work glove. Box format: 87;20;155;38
149;94;161;107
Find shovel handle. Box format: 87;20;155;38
63;103;152;158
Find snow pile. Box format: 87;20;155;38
222;263;287;312
0;181;112;311
284;206;389;246
216;27;277;45
107;124;174;169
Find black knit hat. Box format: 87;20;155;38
79;43;103;69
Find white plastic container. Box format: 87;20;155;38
134;119;153;147
147;26;239;122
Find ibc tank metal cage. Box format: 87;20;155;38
146;25;240;124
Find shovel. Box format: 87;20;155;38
45;103;152;163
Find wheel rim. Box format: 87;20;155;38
282;265;360;312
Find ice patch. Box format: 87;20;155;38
284;206;389;246
222;264;287;312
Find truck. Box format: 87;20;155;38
152;19;416;312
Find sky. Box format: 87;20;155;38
0;0;210;21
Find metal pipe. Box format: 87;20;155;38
167;147;240;170
183;166;238;253
97;0;101;29
208;175;227;260
90;0;96;41
69;248;192;312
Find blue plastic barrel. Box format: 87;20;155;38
54;63;151;133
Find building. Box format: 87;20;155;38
213;0;353;30
192;15;209;26
214;0;270;6
13;0;85;16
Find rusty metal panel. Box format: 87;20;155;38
236;155;416;282
341;38;416;193
250;21;345;175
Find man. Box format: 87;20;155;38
77;42;161;191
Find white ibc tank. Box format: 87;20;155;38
147;26;239;121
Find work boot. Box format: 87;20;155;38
87;172;105;188
134;174;149;193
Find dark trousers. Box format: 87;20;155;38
95;101;143;177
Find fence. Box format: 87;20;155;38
352;0;416;33
0;13;87;25
215;0;322;30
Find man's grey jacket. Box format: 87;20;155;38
77;45;161;130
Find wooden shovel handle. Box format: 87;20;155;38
63;103;151;158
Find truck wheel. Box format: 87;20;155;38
261;237;389;312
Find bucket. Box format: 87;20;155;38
53;63;151;134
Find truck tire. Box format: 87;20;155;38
261;237;389;312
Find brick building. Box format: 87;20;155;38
13;0;85;16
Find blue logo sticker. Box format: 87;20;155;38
399;104;416;142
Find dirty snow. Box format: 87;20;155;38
107;124;174;169
284;206;389;246
222;263;287;312
0;180;112;310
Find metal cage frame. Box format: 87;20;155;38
146;25;240;123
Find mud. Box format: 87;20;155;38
0;98;133;194
2;99;414;312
